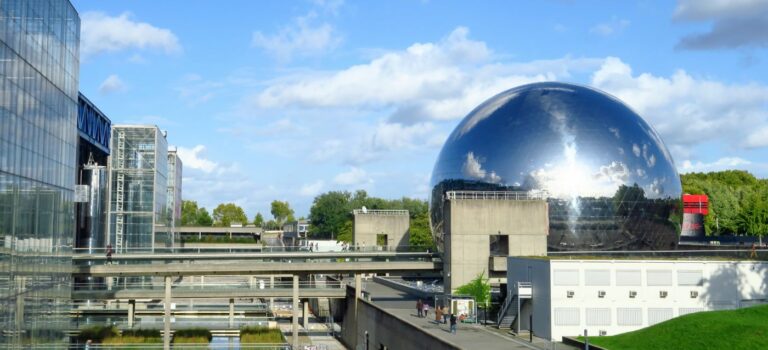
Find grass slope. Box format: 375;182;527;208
583;305;768;350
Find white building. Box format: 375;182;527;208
505;257;768;341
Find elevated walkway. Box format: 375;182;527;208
73;260;441;277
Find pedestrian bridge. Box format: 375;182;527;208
72;280;347;299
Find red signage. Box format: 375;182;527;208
683;194;708;215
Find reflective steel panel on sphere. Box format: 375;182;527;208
430;82;682;252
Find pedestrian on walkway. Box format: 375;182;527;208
435;304;443;323
450;314;457;334
417;299;423;317
443;306;450;324
422;302;429;319
106;244;113;265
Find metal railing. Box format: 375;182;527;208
72;280;345;291
445;190;547;201
351;209;409;216
73;245;435;255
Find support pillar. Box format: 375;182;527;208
128;300;135;328
269;276;275;309
354;273;361;347
164;276;171;350
303;301;309;329
229;298;235;329
292;275;299;349
15;277;25;331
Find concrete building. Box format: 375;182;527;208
506;257;768;341
283;219;309;247
167;149;182;245
353;209;409;250
107;125;169;252
0;0;81;345
440;191;548;293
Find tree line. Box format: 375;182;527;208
681;170;768;237
308;190;433;248
180;189;434;248
180;200;295;229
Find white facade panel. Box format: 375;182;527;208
553;269;579;286
585;308;611;326
615;269;641;286
616;308;642;326
646;270;673;286
585;269;610;286
678;307;706;316
554;308;580;326
648;308;674;325
677;270;703;286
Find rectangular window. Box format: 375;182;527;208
647;270;673;286
616;270;641;286
554;269;580;286
585;269;611;286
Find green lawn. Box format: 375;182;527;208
580;304;768;350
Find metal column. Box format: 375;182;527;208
292;275;299;348
229;298;235;328
303;301;309;329
128;300;135;328
164;276;171;350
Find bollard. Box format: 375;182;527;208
529;314;533;343
584;329;589;350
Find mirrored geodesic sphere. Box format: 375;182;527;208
430;82;682;252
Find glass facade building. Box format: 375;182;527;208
108;125;169;252
166;149;182;245
0;0;80;347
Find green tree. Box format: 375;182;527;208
196;207;213;226
253;213;264;228
335;219;353;243
212;203;248;227
409;213;434;250
181;200;213;226
181;200;200;226
309;191;353;239
455;272;491;309
270;200;294;225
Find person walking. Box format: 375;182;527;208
422;302;429;319
435;304;443;323
416;299;423;318
105;244;113;265
450;313;457;334
443;306;450;324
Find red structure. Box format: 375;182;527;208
683;194;709;215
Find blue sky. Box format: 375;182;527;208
71;0;768;218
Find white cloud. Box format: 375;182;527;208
462;152;501;183
591;57;768;154
590;17;630;36
334;167;371;186
98;74;126;94
252;12;341;61
176;74;224;106
252;27;602;123
593;161;630;184
81;12;181;58
177;145;218;173
680;157;752;173
299;180;325;196
745;127;768;148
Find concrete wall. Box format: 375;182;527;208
444;199;548;292
353;211;410;248
507;258;768;341
340;287;460;350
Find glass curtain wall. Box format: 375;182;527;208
166;150;182;247
0;0;80;347
108;126;168;252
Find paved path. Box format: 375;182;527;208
364;280;577;350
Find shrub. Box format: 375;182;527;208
240;326;284;343
121;329;161;338
77;325;119;343
173;336;210;344
101;335;161;344
173;328;212;342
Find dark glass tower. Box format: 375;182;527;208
0;0;80;346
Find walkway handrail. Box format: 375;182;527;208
497;289;514;327
445;190;547;201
